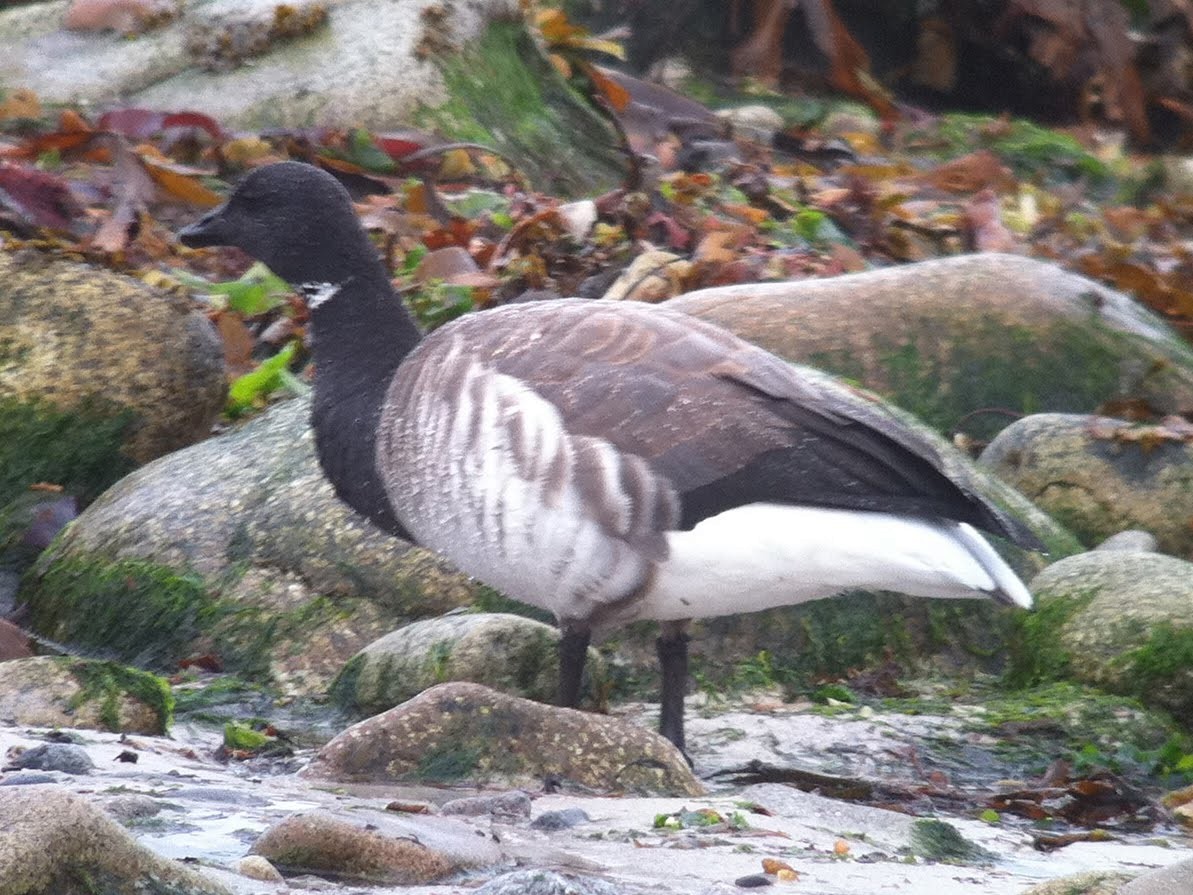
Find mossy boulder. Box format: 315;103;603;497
18;397;484;693
0;250;224;507
0;785;230;895
331;612;606;716
0;1;621;195
981;414;1193;558
0;656;172;734
1012;551;1193;719
669;253;1193;441
303;681;702;796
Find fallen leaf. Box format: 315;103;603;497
0;162;84;232
922;151;1014;194
761;857;795;875
0;88;40;121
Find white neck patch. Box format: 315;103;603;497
300;281;343;310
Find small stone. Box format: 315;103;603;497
441;790;531;819
9;743;94;775
236;855;284;882
716;105;784;143
530;807;591;831
735;874;773;888
101;794;162;823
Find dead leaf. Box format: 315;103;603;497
965;188;1019;253
214;311;256;377
0;162;84;232
729;0;797;86
135;149;222;206
921;151;1014;194
0;88;41;121
91;136;156;253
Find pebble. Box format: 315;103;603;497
531;807;592;831
441;790;531;819
9;743;94;774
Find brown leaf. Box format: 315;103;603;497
135;148;222;206
729;0;797;86
921;151;1014;194
583;62;631;114
0;88;41;121
214;311;256;377
964;188;1019;253
91;136;157;253
761;857;795;875
0;162;83;232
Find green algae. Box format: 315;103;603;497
21;557;222;670
1005;589;1099;688
419;21;622;196
0;395;135;508
910;819;990;863
64;659;174;734
808;317;1137;442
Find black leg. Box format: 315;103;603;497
656;620;691;757
558;625;591;708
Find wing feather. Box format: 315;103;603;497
424;299;1040;549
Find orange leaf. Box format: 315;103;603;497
762;857;795;875
583;62;631;113
0;88;41;121
137;152;222;206
921;151;1013;194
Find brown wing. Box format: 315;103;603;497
438;298;1041;549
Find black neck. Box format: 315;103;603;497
309;267;422;538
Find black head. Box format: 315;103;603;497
178;161;385;288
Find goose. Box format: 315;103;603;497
178;161;1039;755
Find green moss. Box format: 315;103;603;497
909;819;989;862
64;659;174;733
327;652;367;712
1005;590;1099;688
0;395;136;508
413;741;484;782
807;317;1169;443
20;557;224;670
418;21;622;196
1116;623;1193;715
224;720;270;750
471;584;553;624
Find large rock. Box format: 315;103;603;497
0;785;230;895
0;250;224;506
332;612;606;715
0;0;622;194
0;657;172;734
303;681;702;796
18;397;483;693
1012;552;1193;718
669;254;1193;440
981;414;1193;558
249;808;502;884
